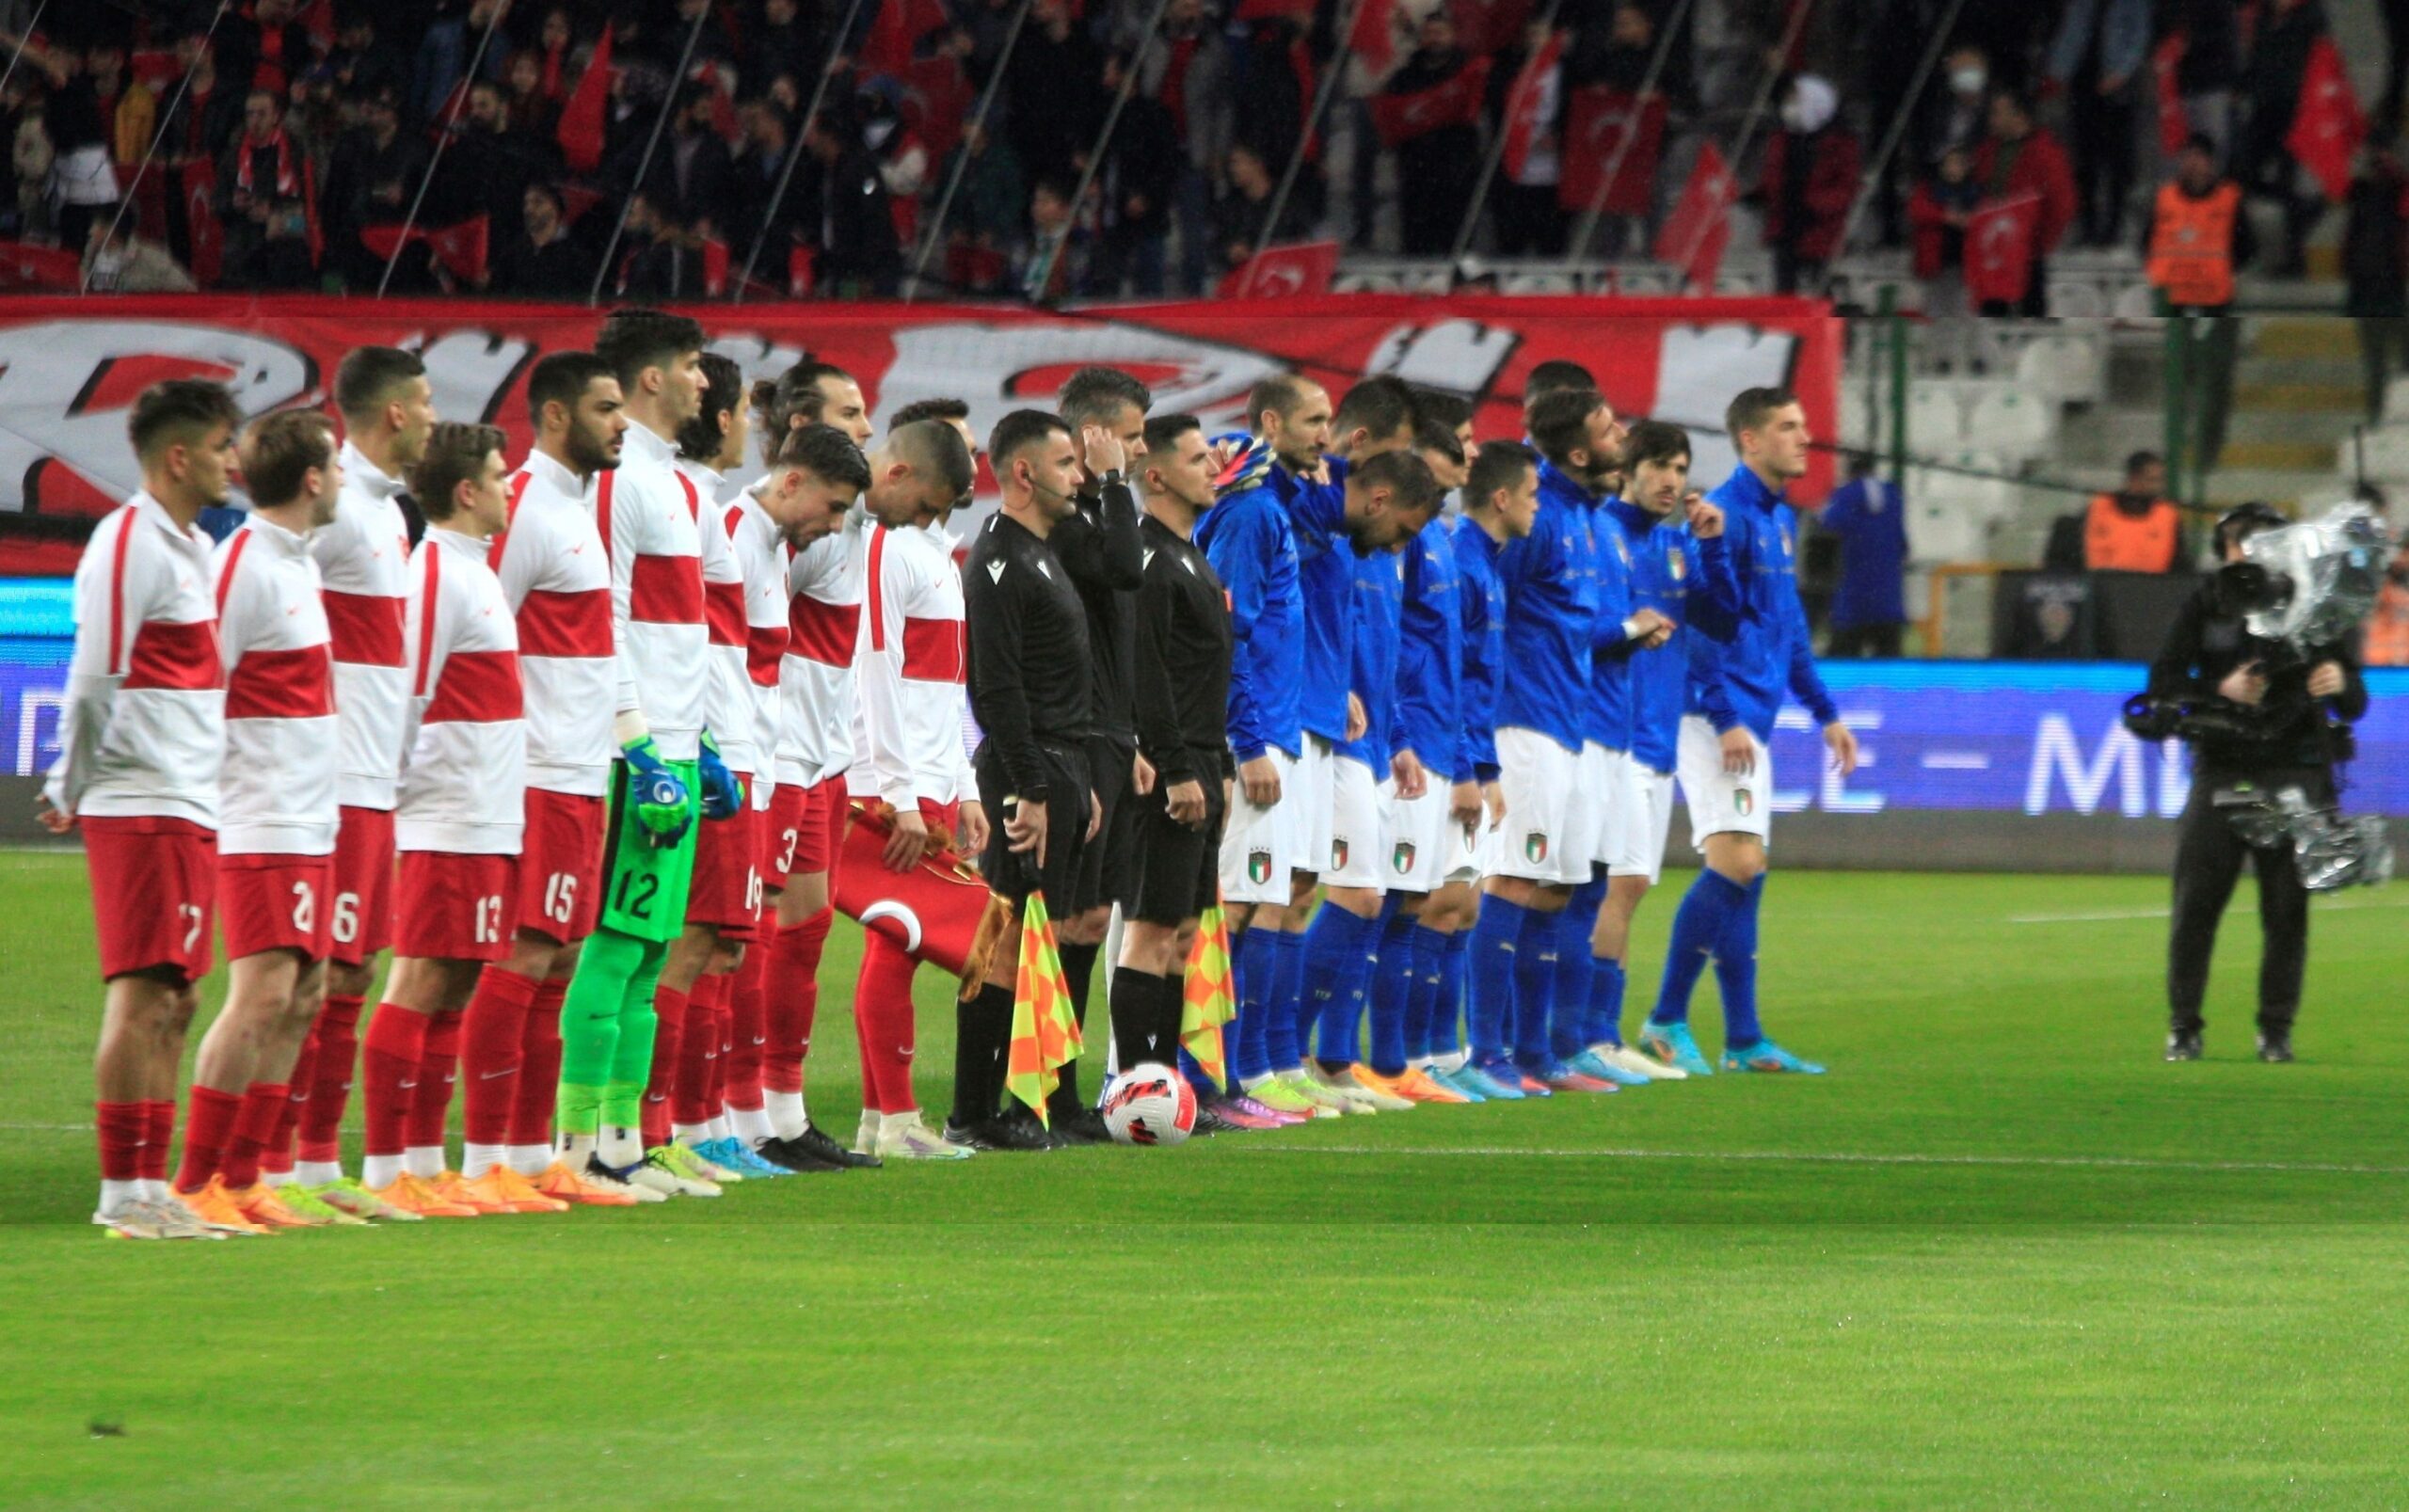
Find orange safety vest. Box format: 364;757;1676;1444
2146;182;2241;309
2366;581;2409;667
2084;495;2181;573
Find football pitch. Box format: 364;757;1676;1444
3;849;2405;1509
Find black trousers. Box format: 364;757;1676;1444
2166;767;2327;1035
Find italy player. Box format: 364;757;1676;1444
1639;389;1857;1075
1587;419;1739;1079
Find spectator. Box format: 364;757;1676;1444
1907;144;1985;368
1920;43;1992;163
798;107;901;296
35;40;118;253
2146;135;2254;312
221;0;313;99
1490;20;1568;258
1003;0;1104;186
1971;88;2076;316
506;51;563;143
1232;15;1311;172
445;77;566;247
614;187;709;299
2237;0;2329;277
1818;453;1912;657
414;0;512;127
860;88;930;248
1144;0;1233;293
9;88;53;242
727;97;800;268
83;216;198;293
2164;0;2241;154
2344;143;2409;422
1097;49;1180;296
1757;72;1859;295
86;44;154;182
643;86;735;244
322;87;430;287
743;0;823;102
327;11;411;107
937;119;1026;295
1021;175;1093;302
2046;0;2148;247
2366;533;2409;666
2084;452;2185;573
489;182;597;297
215;88;318;290
1384;10;1484;258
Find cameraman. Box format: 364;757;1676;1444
2147;504;2369;1063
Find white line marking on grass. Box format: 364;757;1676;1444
2011;897;2409;925
1219;1146;2409;1177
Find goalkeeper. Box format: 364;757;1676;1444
557;310;742;1197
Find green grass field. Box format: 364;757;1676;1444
3;847;2405;1509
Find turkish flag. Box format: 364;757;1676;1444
1350;0;1401;76
182;159;223;287
1500;31;1567;182
1218;240;1340;299
833;803;996;978
701;236;731;297
361;216;488;285
0;241;83;291
1651;142;1733;292
556;24;613;176
1557;86;1666;215
2287;35;2364;202
1235;0;1316;20
2154;35;2190;155
1368;57;1492;148
1965;192;2041;306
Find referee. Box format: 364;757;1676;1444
2148;504;2370;1063
952;409;1098;1151
1111;414;1236;1101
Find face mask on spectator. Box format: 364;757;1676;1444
1950;65;1986;96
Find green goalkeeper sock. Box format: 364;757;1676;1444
557;928;652;1136
600;940;667;1130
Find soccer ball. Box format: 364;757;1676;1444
1100;1062;1197;1146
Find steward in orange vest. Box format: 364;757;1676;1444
2146;137;2253;312
2085;454;2184;573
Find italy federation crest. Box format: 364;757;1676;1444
1734;788;1754;816
1247;849;1273;885
1392;840;1416;874
1331;838;1349;871
1524;831;1549;864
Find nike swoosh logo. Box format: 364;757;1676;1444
478;1068;516;1080
748;1036;766;1045
396;1079;418;1090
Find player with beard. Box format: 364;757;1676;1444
1587;420;1741;1079
1045;367;1150;1141
846;407;988;1160
281;347;437;1216
1640;389;1855;1075
950;410;1100;1151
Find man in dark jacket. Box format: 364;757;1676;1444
2344;143;2409;421
1384;12;1483;257
800;109;901;296
2146;504;2370;1062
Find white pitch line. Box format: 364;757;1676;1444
1216;1145;2409;1177
2011;896;2409;925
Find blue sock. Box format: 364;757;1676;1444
1715;874;1767;1050
1269;927;1308;1072
1403;923;1449;1061
1304;905;1378;1066
1551;881;1604;1061
1438;928;1470;1058
1466;895;1524;1062
1511;905;1561;1071
1366;909;1417;1075
1233;925;1279;1084
1588;957;1628;1048
1652;870;1748;1027
1177;1045;1216;1099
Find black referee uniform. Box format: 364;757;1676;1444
1050;470;1146;918
953;508;1094;1140
2147;581;2369;1057
1109;511;1237;1068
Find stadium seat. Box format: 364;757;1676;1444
1967;388;2055;462
2015;330;2106;406
1905;491;1991;564
1839;387;1877;452
2110;282;2161;318
2048;280;2106;318
1905;383;1970;450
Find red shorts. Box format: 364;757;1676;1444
83;815;216;982
799;777;849;879
688;775;763;940
328;805;395;966
218;852;334;962
517;788;606;945
393;851;519;963
764;782;806;893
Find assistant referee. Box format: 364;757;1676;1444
952;409;1098;1150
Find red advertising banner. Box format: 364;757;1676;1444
0;294;1843;549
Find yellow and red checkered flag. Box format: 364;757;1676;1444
1179;901;1237;1090
1003;891;1084;1124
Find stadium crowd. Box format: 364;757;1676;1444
44;304;1865;1238
3;0;2399;303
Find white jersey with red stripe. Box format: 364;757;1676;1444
774;505;869;790
312;441;413;811
495;451;615;798
856;518;975;816
43;491;224;826
677;456;757;774
610;421;710;760
722;485;791;805
397;527;526;855
212;515;337;855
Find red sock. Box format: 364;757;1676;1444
407;1007;465;1153
360;1005;432;1160
460;968;541;1148
854;931;920;1115
510;977;568;1148
764;910;831;1095
140;1101;173;1183
264;1030;318;1175
96;1101;145;1183
173;1084;243;1194
300;993;364;1164
643;985;689;1149
710;984;735;1114
218;1081;290;1190
674;975;723;1126
726;943;768;1111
